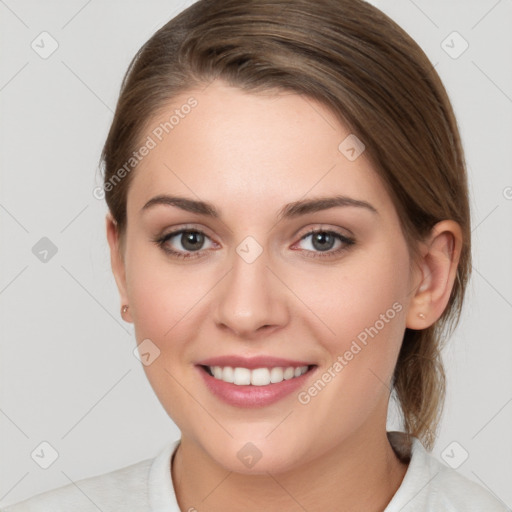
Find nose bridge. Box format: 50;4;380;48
214;239;288;337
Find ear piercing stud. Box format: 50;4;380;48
417;312;426;319
122;305;129;314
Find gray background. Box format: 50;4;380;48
1;0;511;508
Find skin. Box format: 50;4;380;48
106;79;462;511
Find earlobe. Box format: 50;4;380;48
406;220;463;330
105;213;132;322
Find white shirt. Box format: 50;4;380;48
3;431;508;511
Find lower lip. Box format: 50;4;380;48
197;366;316;408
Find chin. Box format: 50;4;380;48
198;434;311;475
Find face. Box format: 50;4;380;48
111;79;421;473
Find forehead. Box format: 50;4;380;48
127;80;393;219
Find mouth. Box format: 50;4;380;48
200;364;315;386
195;358;318;408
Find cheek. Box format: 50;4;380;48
338;249;409;397
124;238;206;338
122;243;210;428
292;243;409;416
295;242;409;348
293;265;408;438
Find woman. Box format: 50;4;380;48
4;0;508;510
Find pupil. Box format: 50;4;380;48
182;231;204;251
313;232;334;251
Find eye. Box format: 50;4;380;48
294;229;355;258
154;228;216;259
154;226;355;261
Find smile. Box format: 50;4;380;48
196;357;317;407
203;365;310;386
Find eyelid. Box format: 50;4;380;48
293;223;354;241
157;223;218;244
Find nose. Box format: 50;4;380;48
213;246;289;339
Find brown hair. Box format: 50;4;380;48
101;0;471;450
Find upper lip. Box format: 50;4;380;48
196;355;314;369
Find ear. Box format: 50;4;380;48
106;213;132;322
406;220;463;330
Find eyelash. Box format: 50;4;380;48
153;227;356;260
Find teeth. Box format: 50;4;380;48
222;366;234;383
233;367;251;385
270;367;284;383
208;365;309;386
283;367;295;380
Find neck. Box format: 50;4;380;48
171;427;409;512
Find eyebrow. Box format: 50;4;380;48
141;194;378;219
